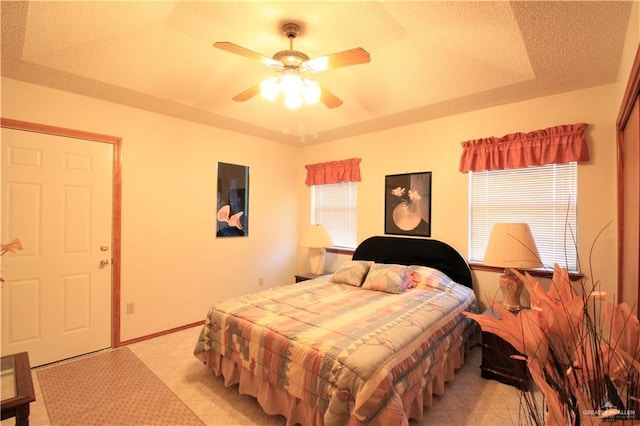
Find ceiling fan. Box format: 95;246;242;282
213;23;370;109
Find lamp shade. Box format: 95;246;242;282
483;223;542;269
300;224;334;248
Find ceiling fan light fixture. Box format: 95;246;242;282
260;78;279;102
260;72;321;109
284;93;304;109
214;21;370;109
281;72;303;97
302;79;321;105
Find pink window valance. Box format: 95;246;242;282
305;158;361;186
459;123;589;173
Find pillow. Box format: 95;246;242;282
406;265;457;292
361;263;412;294
330;260;372;286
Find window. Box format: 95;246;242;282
311;183;357;249
469;162;578;271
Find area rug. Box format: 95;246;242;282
37;347;204;425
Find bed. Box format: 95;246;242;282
194;236;478;425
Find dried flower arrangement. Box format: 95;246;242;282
1;238;23;285
465;262;639;425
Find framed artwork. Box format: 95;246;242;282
216;162;249;237
384;171;432;237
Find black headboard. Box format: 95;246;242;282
352;236;473;289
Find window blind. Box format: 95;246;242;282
311;183;357;249
469;162;578;271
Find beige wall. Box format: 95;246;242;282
297;3;640;311
297;84;619;310
617;1;639;103
2;3;639;339
1;77;298;340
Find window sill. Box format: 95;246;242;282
327;246;355;255
469;262;583;281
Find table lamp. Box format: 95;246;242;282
483;223;542;312
300;224;334;274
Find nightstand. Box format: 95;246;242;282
480;307;531;390
294;272;326;283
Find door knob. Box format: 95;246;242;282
100;259;111;266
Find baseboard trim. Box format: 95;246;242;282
117;320;205;347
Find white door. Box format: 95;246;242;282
1;127;113;367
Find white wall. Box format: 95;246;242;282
1;77;299;340
297;84;620;310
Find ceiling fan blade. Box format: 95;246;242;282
302;48;370;72
318;84;343;109
232;84;261;102
213;42;282;68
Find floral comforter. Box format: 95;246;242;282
194;276;478;425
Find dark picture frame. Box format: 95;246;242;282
216;162;249;237
384;172;432;237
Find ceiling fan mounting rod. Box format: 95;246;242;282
282;23;301;40
282;23;300;51
272;23;308;67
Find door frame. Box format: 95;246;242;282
1;117;123;347
616;44;640;314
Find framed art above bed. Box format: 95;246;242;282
384;172;432;237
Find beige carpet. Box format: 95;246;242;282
37;347;204;426
17;327;524;425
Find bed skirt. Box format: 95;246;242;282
201;331;476;426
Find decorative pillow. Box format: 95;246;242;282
361;263;412;294
406;265;457;292
330;260;372;286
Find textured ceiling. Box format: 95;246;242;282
1;1;633;145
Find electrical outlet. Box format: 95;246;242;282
126;302;135;314
258;277;264;287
